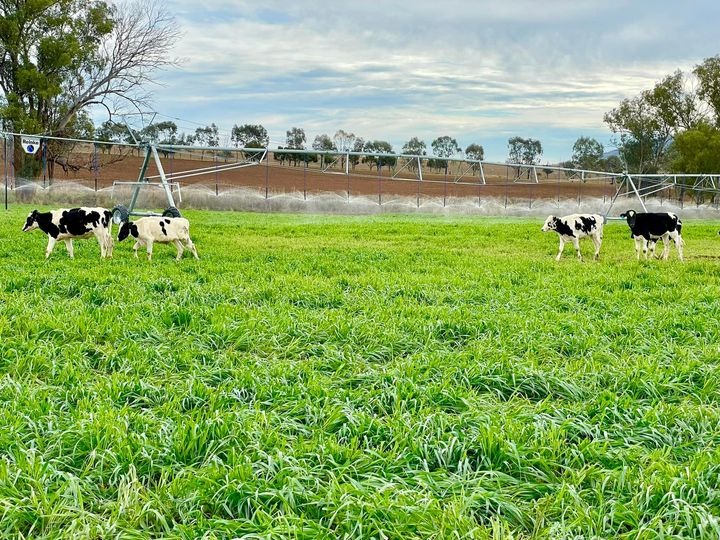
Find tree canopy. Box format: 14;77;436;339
0;0;178;136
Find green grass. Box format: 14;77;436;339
1;205;720;538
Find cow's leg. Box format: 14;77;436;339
660;234;671;260
555;238;565;261
45;236;58;259
105;230;113;258
591;233;602;260
572;237;582;261
64;239;74;259
94;229;106;258
185;238;199;260
146;240;154;261
633;237;643;260
132;240;141;258
671;231;684;261
174;239;184;260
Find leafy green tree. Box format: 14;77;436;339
694;55;720;126
312;133;336;168
465;143;484;161
644;71;702;131
671;122;720;173
348;137;365;170
402;137;426;155
401;137;426;172
0;0;178;135
193;123;219;160
465;143;484;174
231;124;268;148
363;140;395;171
284;127;306;166
141;121;178;144
507;136;542;164
430;136;461;174
601;155;625;173
603;94;669;174
571;137;604;170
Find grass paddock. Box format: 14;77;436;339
1;206;720;538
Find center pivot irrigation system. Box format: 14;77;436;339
3;130;720;220
108;141;266;224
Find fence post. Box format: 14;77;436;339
265;151;269;199
378;162;382;206
3;136;7;210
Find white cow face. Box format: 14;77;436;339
541;215;557;232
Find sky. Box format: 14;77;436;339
138;0;720;163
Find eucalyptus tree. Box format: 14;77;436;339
571;137;604;170
312;133;336;168
0;0;179;135
231;124;268;148
430;136;461;174
401;137;426;173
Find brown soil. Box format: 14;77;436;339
29;149;619;203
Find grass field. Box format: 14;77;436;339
1;205;720;539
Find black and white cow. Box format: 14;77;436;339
22;207;113;259
117;216;199;261
619;210;684;261
541;213;604;261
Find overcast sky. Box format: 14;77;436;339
143;0;719;163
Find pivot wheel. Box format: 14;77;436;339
162;206;181;218
111;205;129;224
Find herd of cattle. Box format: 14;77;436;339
21;206;689;262
541;211;684;261
21;207;199;261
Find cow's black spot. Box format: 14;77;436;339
160;221;168;236
34;212;60;238
58;208;99;236
578;216;596;234
554;218;575;237
164;219;171;224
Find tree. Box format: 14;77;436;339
193;123;219;159
571;137;604;170
507;136;542;179
312;133;336;168
694;55;720;126
285;127;306;166
363;140;395;171
401;137;426;173
465;143;484;174
603;72;701;173
231;124;269;148
0;0;179;135
671;121;720;173
644;71;702;132
430;135;461;174
601;155;625;174
141;121;178;144
348;137;365;170
465;143;484;161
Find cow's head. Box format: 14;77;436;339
117;221;138;242
22;210;40;232
619;210;636;228
541;215;557;232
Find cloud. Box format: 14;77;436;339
134;0;719;162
